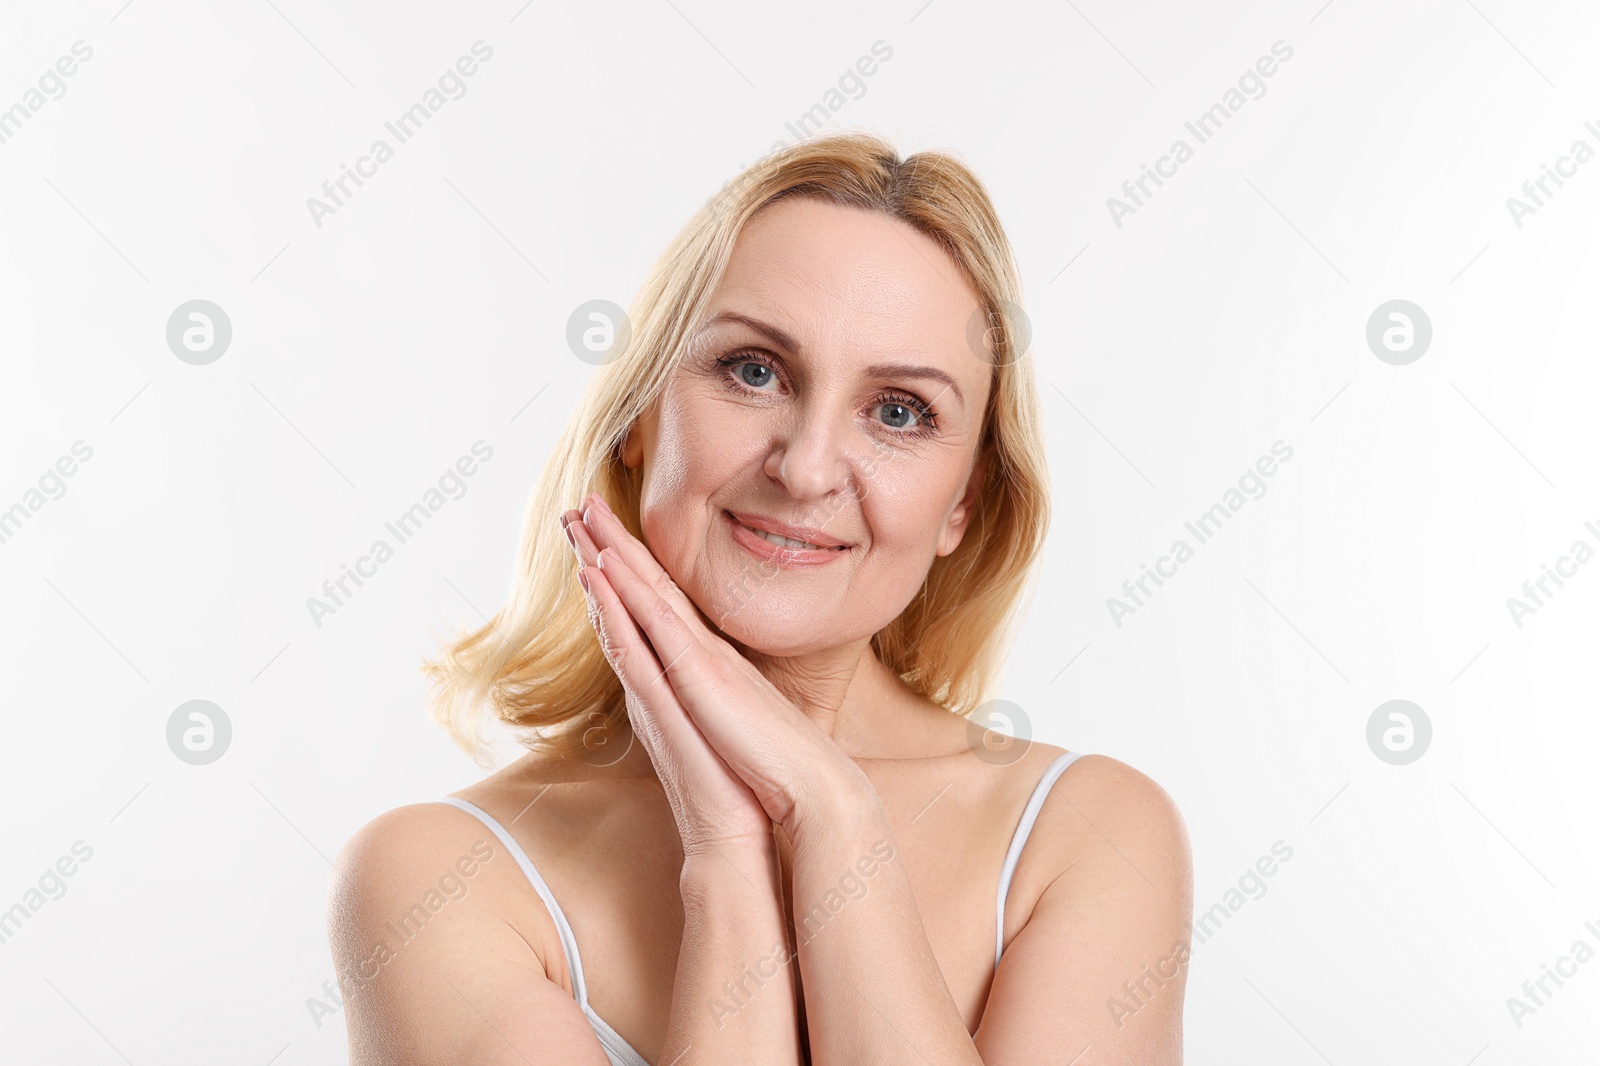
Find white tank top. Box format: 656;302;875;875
438;750;1086;1066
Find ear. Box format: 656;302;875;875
620;421;643;469
937;445;991;557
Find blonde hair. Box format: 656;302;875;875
421;130;1051;768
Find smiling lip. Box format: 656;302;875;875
724;510;852;549
723;509;852;566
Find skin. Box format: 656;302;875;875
327;198;1194;1065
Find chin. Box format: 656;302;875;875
700;596;840;656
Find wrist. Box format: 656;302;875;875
679;835;782;906
785;759;882;845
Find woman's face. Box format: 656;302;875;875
622;196;995;656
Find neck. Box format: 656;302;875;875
736;638;906;757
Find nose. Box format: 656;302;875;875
762;400;857;502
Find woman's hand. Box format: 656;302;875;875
567;504;813;1065
567;492;866;837
562;505;775;860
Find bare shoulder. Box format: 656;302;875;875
332;799;493;870
326;794;614;1065
984;743;1194;976
1025;748;1192;889
326;749;602;980
326;799;550;996
328;801;506;927
1049;749;1189;837
975;746;1195;1062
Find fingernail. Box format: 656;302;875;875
578;568;591;594
559;513;570;530
563;522;576;547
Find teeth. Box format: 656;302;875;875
749;525;824;550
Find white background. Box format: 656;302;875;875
2;0;1597;1062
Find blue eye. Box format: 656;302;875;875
736;361;776;389
712;349;940;440
875;401;919;430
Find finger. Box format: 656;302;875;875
593;546;716;704
582;565;765;832
578;563;666;723
570;508;706;643
562;509;603;569
579;495;714;634
579;564;705;757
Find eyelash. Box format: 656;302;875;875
712;350;941;439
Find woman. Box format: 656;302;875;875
328;132;1194;1065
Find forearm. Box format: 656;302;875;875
660;843;803;1064
788;777;983;1066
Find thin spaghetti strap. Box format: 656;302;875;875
436;798;651;1066
994;751;1088;970
435;796;593;1008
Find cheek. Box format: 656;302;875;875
858;464;954;550
638;460;694;569
651;389;770;509
646;396;711;503
637;397;729;559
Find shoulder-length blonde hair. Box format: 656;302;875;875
422;129;1051;767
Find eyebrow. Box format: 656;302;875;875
699;310;966;409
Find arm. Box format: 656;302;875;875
566;496;1194;1060
329;803;804;1066
665;839;804;1061
784;764;983;1066
328;804;616;1066
973;756;1194;1065
567;505;805;1063
783;755;1193;1066
569;494;966;1061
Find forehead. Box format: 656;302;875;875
705;197;988;374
